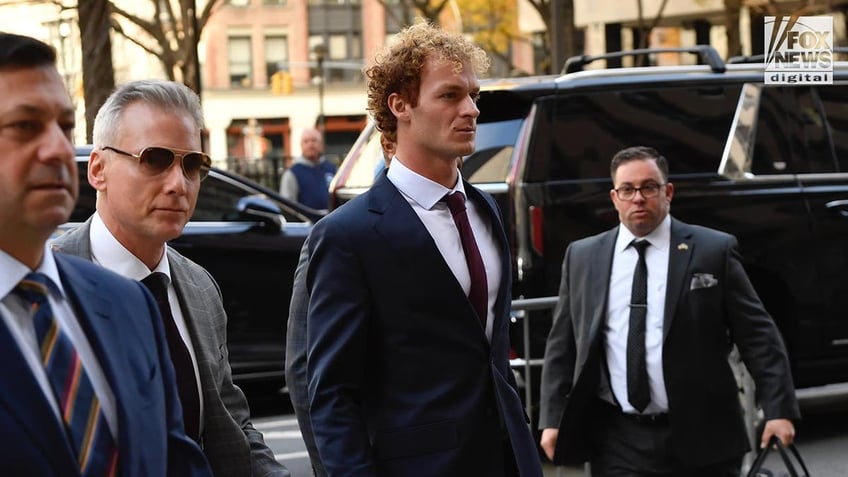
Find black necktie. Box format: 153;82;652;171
444;192;488;327
141;272;201;442
627;240;651;413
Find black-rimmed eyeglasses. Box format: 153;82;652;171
613;182;666;201
102;146;211;181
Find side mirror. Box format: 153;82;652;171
236;195;286;232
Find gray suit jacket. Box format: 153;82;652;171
52;218;289;477
285;238;327;476
539;218;800;466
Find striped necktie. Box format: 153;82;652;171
15;273;118;476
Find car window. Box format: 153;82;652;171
71;161;97;222
195;174;306;223
339;118;525;187
750;85;848;175
752;86;829;175
71;160;307;224
339;129;386;189
464;118;523;184
525;84;743;182
817;84;848;171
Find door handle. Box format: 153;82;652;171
825;200;848;218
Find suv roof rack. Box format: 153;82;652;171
728;45;848;64
562;45;726;74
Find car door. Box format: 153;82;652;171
787;83;848;386
726;83;848;388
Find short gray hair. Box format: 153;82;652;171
93;79;203;148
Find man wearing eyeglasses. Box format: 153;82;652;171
539;146;799;476
52;79;289;477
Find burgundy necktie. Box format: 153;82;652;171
627;240;651;412
141;272;201;442
445;192;488;327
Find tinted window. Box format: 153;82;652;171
818;83;848;171
525;85;743;181
72;161;97;222
340;119;524;187
195;174;306;223
71;160;306;224
464;118;523;183
752;86;838;174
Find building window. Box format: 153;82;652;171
228;36;252;88
265;35;289;81
308;1;363;83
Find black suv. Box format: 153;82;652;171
331;46;848;415
64;147;321;389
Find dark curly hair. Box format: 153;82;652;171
364;22;490;142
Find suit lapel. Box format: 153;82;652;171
664;219;694;340
0;312;76;469
465;184;512;347
585;229;618;355
369;176;489;344
167;251;217;395
50;216;95;258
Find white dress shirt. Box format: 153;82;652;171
387;158;501;341
605;214;672;413
0;244;118;438
89;212;205;429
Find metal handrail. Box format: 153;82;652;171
509;296;558;427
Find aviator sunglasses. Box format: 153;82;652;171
102;146;212;181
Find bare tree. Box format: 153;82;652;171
109;0;224;94
523;0;579;74
78;0;114;142
634;0;670;65
723;0;743;58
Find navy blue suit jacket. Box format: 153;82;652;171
0;253;212;476
305;174;543;477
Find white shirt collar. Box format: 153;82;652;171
615;214;672;254
90;212;171;282
0;244;66;299
386;157;465;210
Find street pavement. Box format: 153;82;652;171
249;383;848;477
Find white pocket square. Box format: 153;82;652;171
690;273;718;290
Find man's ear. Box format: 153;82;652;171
87;150;107;191
388;93;409;122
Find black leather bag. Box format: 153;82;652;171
746;436;810;477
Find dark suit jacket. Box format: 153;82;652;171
539;218;800;467
52;219;288;477
284;237;326;476
0;253;212;476
305;174;543;477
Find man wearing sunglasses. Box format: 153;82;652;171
52;79;289;477
539;146;799;475
1;34;212;475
